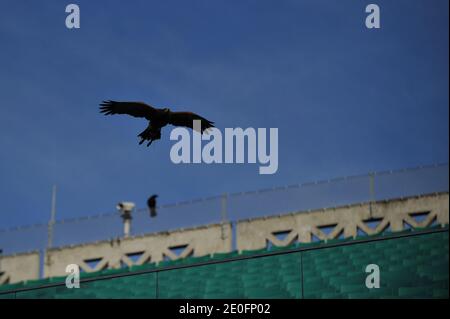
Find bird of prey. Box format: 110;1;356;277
147;194;158;218
99;100;215;146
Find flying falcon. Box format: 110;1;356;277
99;100;215;146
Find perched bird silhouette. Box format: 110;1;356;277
147;195;158;218
99;100;215;146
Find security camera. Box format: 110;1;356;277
116;202;135;212
117;202;135;222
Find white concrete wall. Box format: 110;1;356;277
44;223;232;278
236;193;449;251
0;251;40;284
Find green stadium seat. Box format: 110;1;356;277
129;263;157;272
340;284;365;294
1;226;447;299
240;247;269;256
244;286;290;299
320;292;345;299
211;251;240;259
398;286;433;298
0;282;23;291
432;288;449;298
348;292;372;299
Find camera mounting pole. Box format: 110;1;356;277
117;202;135;238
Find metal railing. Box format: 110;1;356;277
0;163;448;255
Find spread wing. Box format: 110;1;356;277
99;100;156;120
168;111;215;133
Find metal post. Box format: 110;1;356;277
47;185;57;249
0;249;3;279
221;193;228;240
45;185;57;270
369;173;375;218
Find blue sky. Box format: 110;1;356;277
0;0;448;229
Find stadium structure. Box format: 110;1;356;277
0;164;448;299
